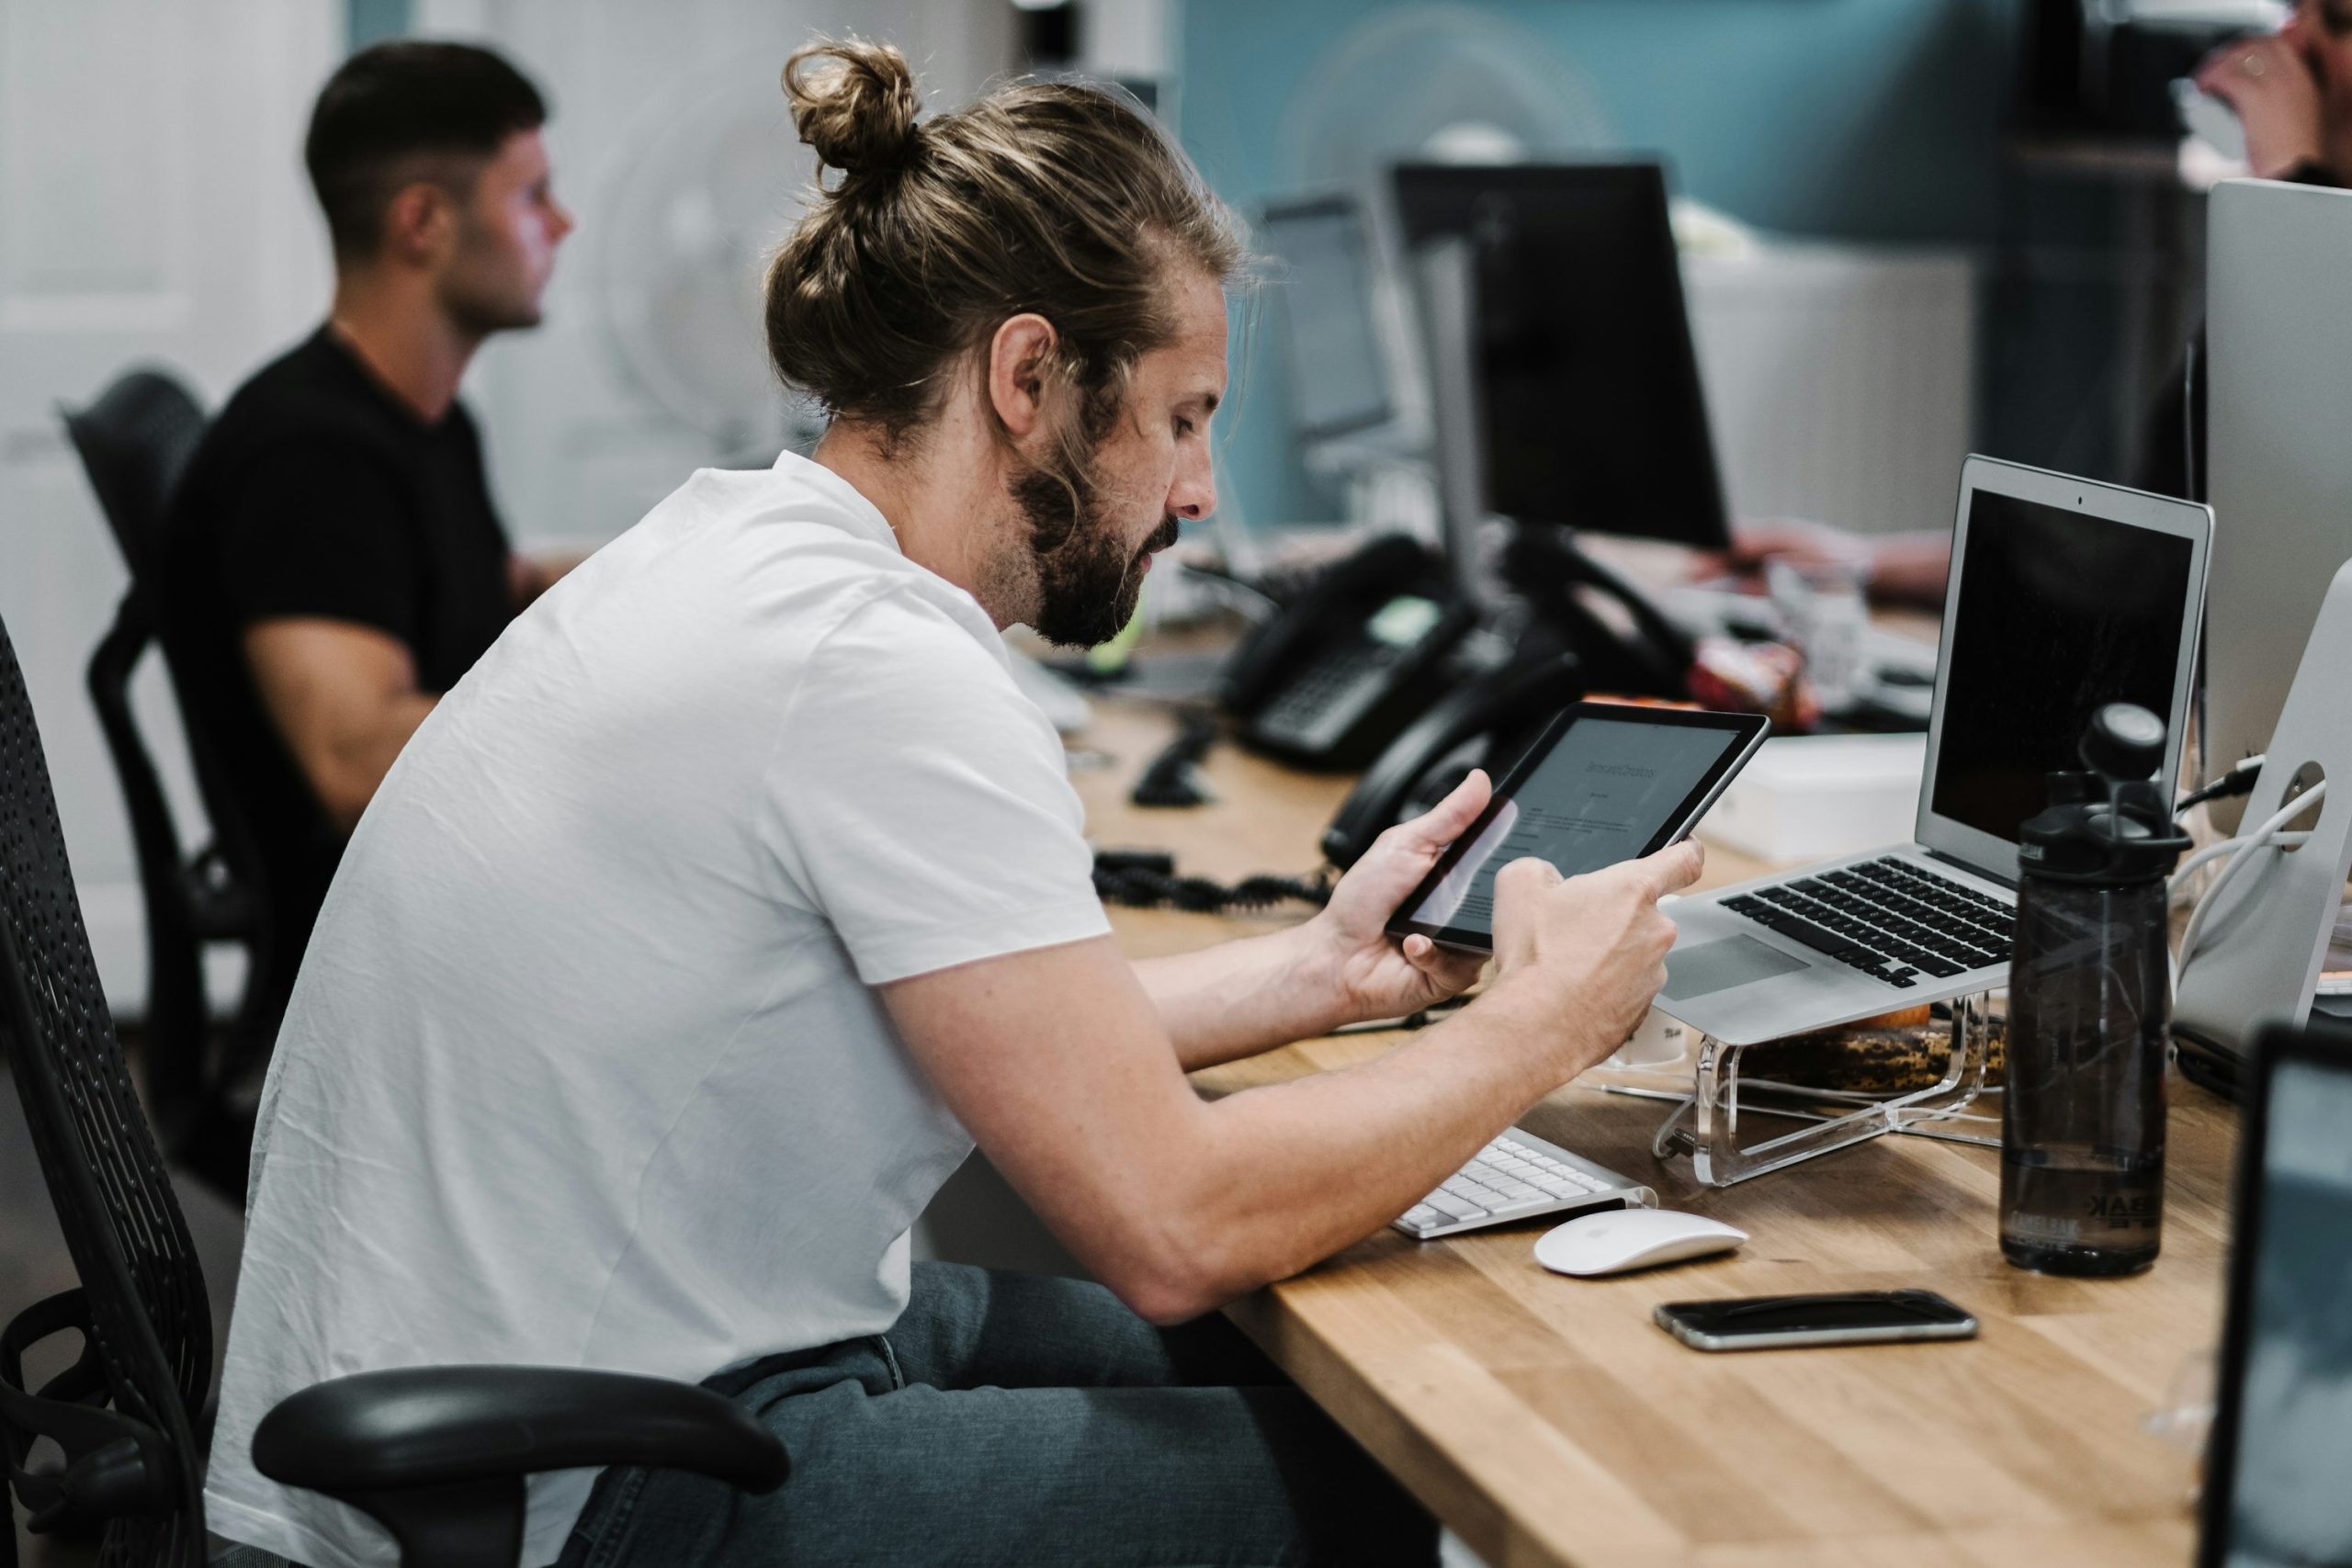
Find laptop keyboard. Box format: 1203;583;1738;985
1719;855;2015;988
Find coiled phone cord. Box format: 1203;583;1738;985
1091;850;1333;914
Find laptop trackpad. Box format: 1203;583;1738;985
1662;935;1811;1001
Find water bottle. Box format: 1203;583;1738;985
1999;704;2189;1276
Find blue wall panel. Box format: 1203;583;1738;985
1177;0;2019;526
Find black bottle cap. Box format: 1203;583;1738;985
2019;706;2188;885
2081;703;2166;784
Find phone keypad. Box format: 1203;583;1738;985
1258;644;1396;740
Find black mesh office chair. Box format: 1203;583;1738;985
0;607;786;1566
62;369;277;1193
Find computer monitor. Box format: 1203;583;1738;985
1390;162;1728;550
1261;194;1396;445
2199;1019;2352;1568
2203;177;2352;830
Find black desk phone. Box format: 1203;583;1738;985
1220;535;1477;772
1221;529;1702;866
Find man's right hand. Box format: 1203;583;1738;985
1487;840;1705;1081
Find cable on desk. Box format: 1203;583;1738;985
1130;710;1219;807
1091;850;1333;914
1327;996;1473;1035
1166;559;1283;615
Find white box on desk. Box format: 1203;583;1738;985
1698;733;1927;864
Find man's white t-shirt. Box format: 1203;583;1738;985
203;452;1112;1568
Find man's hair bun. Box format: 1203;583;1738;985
784;39;921;178
765;35;1244;455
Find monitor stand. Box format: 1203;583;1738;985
2175;558;2352;1090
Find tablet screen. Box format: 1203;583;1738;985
1394;707;1764;948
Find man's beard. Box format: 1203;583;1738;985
1009;453;1180;649
439;222;545;336
442;273;543;335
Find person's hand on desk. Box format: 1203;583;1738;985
2196;28;2328;181
1695;517;1951;608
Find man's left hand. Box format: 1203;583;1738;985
1306;770;1495;1025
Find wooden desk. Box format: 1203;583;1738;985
1072;698;2230;1568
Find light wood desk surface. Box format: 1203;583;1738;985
1071;697;2232;1568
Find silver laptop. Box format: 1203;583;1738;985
1658;456;2211;1047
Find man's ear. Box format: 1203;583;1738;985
984;313;1058;442
379;181;457;268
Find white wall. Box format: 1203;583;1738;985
0;0;337;1010
1684;244;1978;539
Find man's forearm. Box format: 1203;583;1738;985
313;693;435;832
1135;923;1353;1071
1156;978;1589;1314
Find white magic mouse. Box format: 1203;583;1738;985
1533;1208;1747;1278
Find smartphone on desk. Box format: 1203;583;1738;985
1656;1290;1979;1352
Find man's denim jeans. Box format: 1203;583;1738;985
553;1262;1438;1567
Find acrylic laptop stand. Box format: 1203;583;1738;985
1641;995;1996;1187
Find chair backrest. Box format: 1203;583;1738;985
61;366;283;1194
0;609;209;1564
59;368;205;581
64;368;215;1150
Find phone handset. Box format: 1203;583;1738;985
1320;650;1586;869
1501;529;1695;700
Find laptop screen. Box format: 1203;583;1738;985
2208;1052;2352;1567
1927;488;2197;851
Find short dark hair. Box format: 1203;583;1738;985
305;40;547;264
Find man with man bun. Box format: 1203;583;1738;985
205;40;1699;1568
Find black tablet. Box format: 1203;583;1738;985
1385;703;1769;953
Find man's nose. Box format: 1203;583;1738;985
1169;451;1216;523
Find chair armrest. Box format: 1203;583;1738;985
253;1365;787;1495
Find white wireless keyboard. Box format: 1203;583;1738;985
1392;1127;1657;1241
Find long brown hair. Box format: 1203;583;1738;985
765;39;1242;472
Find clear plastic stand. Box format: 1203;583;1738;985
1647;994;1994;1187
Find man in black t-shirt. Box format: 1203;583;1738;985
164;41;576;984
